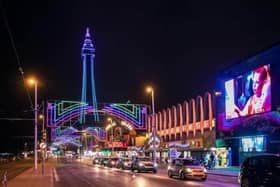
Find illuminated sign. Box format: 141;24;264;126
225;64;271;120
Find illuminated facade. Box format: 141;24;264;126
216;45;280;166
80;28;99;123
47;100;148;148
146;92;216;160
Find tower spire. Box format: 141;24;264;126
80;27;99;123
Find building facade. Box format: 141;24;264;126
146;92;216;162
216;45;280;166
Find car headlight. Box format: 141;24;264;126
139;162;144;167
95;160;99;163
186;168;192;173
153;163;158;167
203;168;207;173
124;162;128;166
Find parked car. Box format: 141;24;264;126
116;157;132;170
238;154;280;187
99;157;110;166
92;157;102;165
167;158;207;181
131;157;157;173
107;157;119;168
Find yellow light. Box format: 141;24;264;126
39;114;44;119
107;117;112;122
146;86;153;93
28;78;37;86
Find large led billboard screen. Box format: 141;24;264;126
225;64;271;120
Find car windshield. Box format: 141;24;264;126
182;159;200;166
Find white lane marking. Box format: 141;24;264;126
53;168;60;182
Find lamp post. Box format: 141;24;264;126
146;86;156;166
39;114;46;175
28;78;38;170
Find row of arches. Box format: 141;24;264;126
147;92;215;137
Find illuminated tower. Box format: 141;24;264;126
80;27;99;123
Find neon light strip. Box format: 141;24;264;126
103;105;144;125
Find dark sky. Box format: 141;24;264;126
1;0;280;152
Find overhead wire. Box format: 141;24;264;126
1;1;34;111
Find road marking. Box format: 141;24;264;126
53;168;60;182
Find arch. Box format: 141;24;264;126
163;109;167;130
177;104;182;127
190;98;196;135
167;108;171;129
183;101;189;136
196;95;204;133
155;113;158;131
171;106;176;128
205;92;214;130
158;112;162;131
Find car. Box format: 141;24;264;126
99;157;110;166
107;157;119;168
167;158;207;181
92;157;102;165
238;154;280;187
116;157;132;170
131;157;157;173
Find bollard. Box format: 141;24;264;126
2;171;7;187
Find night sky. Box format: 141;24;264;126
1;0;280;153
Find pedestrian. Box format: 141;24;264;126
210;152;215;169
165;157;168;165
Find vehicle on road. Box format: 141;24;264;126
99;157;110;166
116;157;132;170
167;158;207;181
107;157;119;168
92;157;102;165
238;154;280;187
131;157;157;173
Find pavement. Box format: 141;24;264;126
6;159;56;187
5;157;239;187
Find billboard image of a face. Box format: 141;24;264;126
225;64;271;120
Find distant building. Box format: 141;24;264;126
146;92;216;162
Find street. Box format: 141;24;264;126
54;161;239;187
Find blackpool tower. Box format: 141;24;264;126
80;28;99;123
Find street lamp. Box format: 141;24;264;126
146;86;156;166
107;118;114;155
28;78;38;170
39;114;46;175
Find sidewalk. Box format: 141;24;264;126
7;160;56;187
206;166;239;177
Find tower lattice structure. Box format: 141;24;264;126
80;28;99;123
